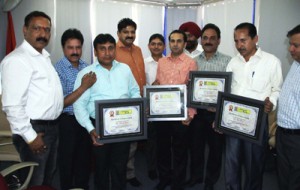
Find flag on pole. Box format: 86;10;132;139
5;11;16;55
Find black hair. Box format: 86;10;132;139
148;33;165;44
169;30;187;42
287;25;300;37
117;18;137;32
93;34;116;49
61;28;84;47
24;11;51;27
202;23;221;39
234;22;257;39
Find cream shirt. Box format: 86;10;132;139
1;40;64;143
226;48;283;110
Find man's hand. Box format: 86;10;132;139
264;97;273;113
182;117;193;126
28;133;47;154
90;129;103;146
152;80;160;85
81;71;97;90
212;121;223;134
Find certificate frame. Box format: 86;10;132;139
143;85;187;121
187;71;232;109
215;92;267;145
95;98;147;144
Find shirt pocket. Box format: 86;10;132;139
250;71;269;92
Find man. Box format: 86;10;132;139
73;33;140;190
144;33;165;180
276;24;300;190
154;30;197;190
185;23;231;190
179;21;202;58
55;29;96;190
115;17;146;187
1;11;63;186
225;22;283;190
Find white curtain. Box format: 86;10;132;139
4;0;254;63
9;0;164;64
167;0;254;57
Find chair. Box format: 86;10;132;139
0;130;21;162
0;162;38;190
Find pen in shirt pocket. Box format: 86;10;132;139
252;71;255;78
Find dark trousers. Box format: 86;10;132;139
188;110;224;185
58;114;92;190
145;121;158;172
276;127;300;190
12;123;58;186
225;124;268;190
93;142;130;190
156;121;188;188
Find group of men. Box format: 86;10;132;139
1;10;300;190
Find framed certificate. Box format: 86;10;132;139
187;71;232;109
95;98;147;144
215;92;267;145
143;85;187;121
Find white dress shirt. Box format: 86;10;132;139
184;44;203;59
144;56;159;85
1;40;64;143
226;48;283;110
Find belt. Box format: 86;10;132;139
62;112;74;116
278;126;300;135
30;119;59;125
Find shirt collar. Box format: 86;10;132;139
166;52;186;61
117;40;136;49
62;56;86;69
237;47;262;62
199;51;220;59
23;39;50;57
95;59;118;70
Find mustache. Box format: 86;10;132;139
238;48;246;52
71;53;79;57
126;37;134;40
204;43;213;46
36;37;48;43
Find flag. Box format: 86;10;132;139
6;11;16;55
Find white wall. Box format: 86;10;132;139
257;0;300;77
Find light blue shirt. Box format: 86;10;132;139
73;60;141;133
277;61;300;129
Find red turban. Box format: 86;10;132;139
179;22;201;39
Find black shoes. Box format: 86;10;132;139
203;184;214;190
127;177;142;187
183;178;203;187
148;170;158;180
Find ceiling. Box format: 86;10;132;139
113;0;222;6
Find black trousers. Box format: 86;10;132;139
188;109;224;185
276;127;300;190
145;121;158;172
93;142;130;190
58;114;92;190
156;121;189;188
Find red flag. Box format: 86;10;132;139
6;11;16;55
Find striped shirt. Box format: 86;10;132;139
195;51;231;72
55;57;88;114
277;61;300;129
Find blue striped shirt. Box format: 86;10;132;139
73;60;141;133
277;61;300;129
55;57;88;114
